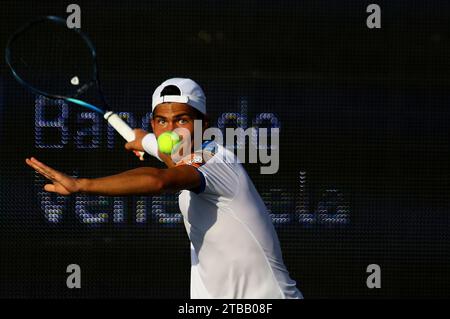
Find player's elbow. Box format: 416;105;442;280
158;171;181;194
145;170;177;195
144;166;198;195
147;176;166;195
132;172;165;196
154;169;183;194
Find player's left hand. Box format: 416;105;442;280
25;157;81;195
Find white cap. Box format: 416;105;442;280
152;78;206;114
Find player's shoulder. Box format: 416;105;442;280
174;140;218;168
174;140;239;168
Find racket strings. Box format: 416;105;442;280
7;18;96;99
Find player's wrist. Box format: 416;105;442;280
77;178;91;193
142;133;163;162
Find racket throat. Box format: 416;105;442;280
103;111;115;120
66;98;105;114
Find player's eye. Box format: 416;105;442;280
178;118;189;125
157;119;167;126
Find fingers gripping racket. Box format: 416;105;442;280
5;16;144;159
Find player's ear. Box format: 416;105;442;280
150;116;156;132
202;114;209;130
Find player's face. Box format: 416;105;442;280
151;103;203;144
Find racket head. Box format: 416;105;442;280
5;16;106;113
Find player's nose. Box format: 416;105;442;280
165;122;175;131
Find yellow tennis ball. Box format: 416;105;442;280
157;131;181;154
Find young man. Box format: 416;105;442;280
25;78;303;299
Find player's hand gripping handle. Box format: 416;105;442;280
104;111;145;160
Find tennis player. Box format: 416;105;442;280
25;78;303;299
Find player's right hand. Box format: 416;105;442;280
125;129;148;158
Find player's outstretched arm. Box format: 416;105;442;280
25;157;201;196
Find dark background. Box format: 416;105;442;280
0;0;449;298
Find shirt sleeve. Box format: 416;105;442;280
196;158;240;198
174;145;241;198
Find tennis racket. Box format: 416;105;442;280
5;15;145;159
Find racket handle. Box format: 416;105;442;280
104;111;145;160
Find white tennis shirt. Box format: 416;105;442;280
175;141;303;299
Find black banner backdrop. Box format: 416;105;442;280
0;0;449;298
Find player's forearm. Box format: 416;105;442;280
78;167;165;196
159;152;176;168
